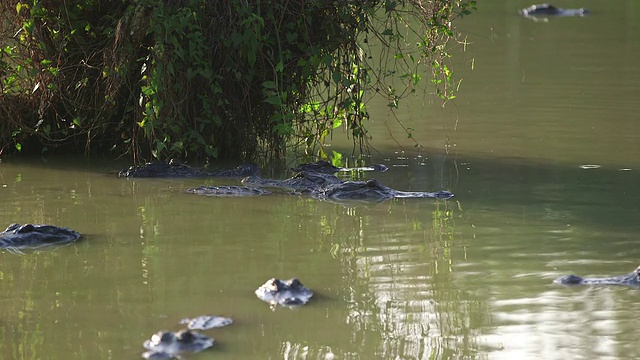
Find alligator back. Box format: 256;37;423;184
554;266;640;287
0;223;81;251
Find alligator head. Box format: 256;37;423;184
554;265;640;287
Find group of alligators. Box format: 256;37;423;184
0;220;314;359
0;2;603;348
1;156;638;358
119;159;454;202
0;4;604;358
136;267;640;358
4;158;448;359
141;278;312;359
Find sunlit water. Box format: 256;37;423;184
2;1;640;359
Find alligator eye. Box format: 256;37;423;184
152;331;175;344
16;224;36;233
176;329;195;343
365;179;380;187
266;278;280;290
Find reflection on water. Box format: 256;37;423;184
1;1;640;359
344;214;487;359
331;193;482;359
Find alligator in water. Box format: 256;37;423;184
554;265;640;287
119;159;260;178
0;223;81;251
291;160;388;174
142;329;214;360
179;315;233;330
312;179;454;203
520;4;589;18
185;185;271;197
241;171;343;192
188;177;454;202
255;278;314;307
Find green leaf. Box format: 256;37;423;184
331;151;343;166
262;81;276;89
264;96;282;106
384;1;397;13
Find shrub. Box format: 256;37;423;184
0;0;475;162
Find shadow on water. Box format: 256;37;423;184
371;144;640;232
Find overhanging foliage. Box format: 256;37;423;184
0;0;475;162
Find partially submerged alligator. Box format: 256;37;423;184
520;4;589;18
313;179;454;202
0;223;81;251
142;315;232;359
554;265;640;287
187;177;454;202
241;171;343;192
119;159;260;178
179;315;233;330
142;329;214;360
255;278;314;307
291;160;388;174
186;185;272;197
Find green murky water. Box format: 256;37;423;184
2;1;640;359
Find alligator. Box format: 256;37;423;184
554;265;640;287
291;160;388;174
185;185;271;197
255;278;314;307
188;175;453;202
241;171;343;192
179;315;233;330
520;4;589;18
312;179;455;203
0;223;81;251
119;159;260;178
142;329;214;360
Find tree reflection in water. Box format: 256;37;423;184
312;196;492;359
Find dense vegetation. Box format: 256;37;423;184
0;0;474;163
